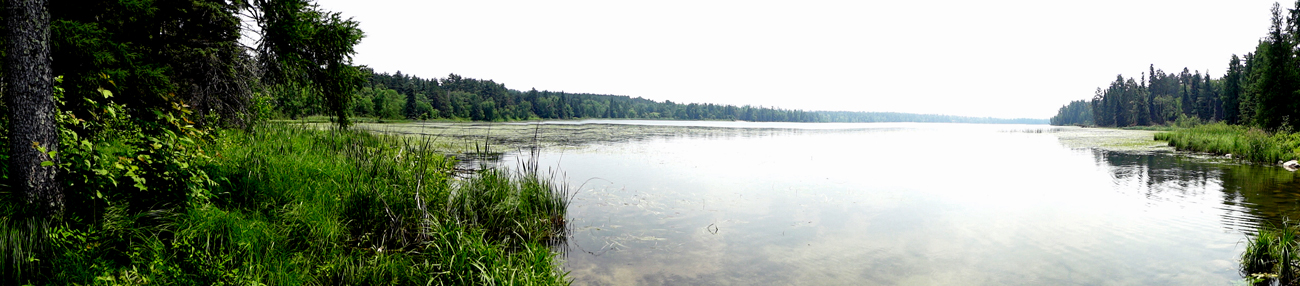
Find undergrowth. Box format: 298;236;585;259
0;123;571;285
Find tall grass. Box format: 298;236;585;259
1243;222;1300;285
0;123;571;285
1155;123;1300;163
0;218;48;283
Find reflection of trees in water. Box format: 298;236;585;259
1217;164;1300;229
1093;150;1217;201
1092;149;1300;231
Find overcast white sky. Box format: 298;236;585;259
314;0;1281;119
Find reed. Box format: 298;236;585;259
1242;222;1300;285
1154;123;1300;163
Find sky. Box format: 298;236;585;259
313;0;1283;119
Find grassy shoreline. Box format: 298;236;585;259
1153;123;1300;164
2;124;571;285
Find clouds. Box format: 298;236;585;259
317;0;1279;118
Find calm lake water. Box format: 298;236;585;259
492;121;1300;285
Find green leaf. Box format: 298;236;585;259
40;161;54;167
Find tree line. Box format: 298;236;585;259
1053;2;1300;130
268;69;1047;124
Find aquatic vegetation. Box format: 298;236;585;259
1050;127;1172;152
1154;123;1300;163
344;121;811;152
1242;222;1300;285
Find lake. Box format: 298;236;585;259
385;120;1299;285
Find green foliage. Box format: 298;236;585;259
267;83;320;120
450;169;570;244
341;70;1047;123
1050;100;1093;126
52;75;215;218
1224;54;1246;124
1252;3;1300;130
5;0;571;284
1242;222;1300;285
1154;123;1300;163
1;123;572;284
50;0;255;128
193;124;569;285
250;0;366;128
372;88;405;119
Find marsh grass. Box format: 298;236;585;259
0;123;571;285
1242;222;1300;285
1121;125;1178;131
1155;123;1300;164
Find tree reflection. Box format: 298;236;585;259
1092;149;1300;231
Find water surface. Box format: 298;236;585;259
489;121;1300;285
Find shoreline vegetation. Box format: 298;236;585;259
1155;123;1300;164
3;123;573;285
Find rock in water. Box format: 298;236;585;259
1285;160;1300;172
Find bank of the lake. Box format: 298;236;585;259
2;124;571;285
1155;123;1300;164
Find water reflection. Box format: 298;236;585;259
486;122;1300;284
1093;150;1219;205
1092;149;1300;232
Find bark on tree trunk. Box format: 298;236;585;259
6;0;61;215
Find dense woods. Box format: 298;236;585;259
1052;2;1300;130
270;69;1047;124
1050;100;1094;126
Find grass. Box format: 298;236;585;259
1155;123;1300;164
0;123;571;285
1120;125;1179;131
1242;222;1300;285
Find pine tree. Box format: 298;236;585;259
6;0;61;214
1224;55;1244;124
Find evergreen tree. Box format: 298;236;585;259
1255;3;1297;129
7;0;61;214
1224;55;1244;124
250;0;365;128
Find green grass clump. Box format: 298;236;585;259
1242;222;1300;285
1155;123;1300;163
0;124;571;285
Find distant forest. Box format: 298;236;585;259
269;69;1046;124
1052;2;1300;129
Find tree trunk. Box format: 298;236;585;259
6;0;60;215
